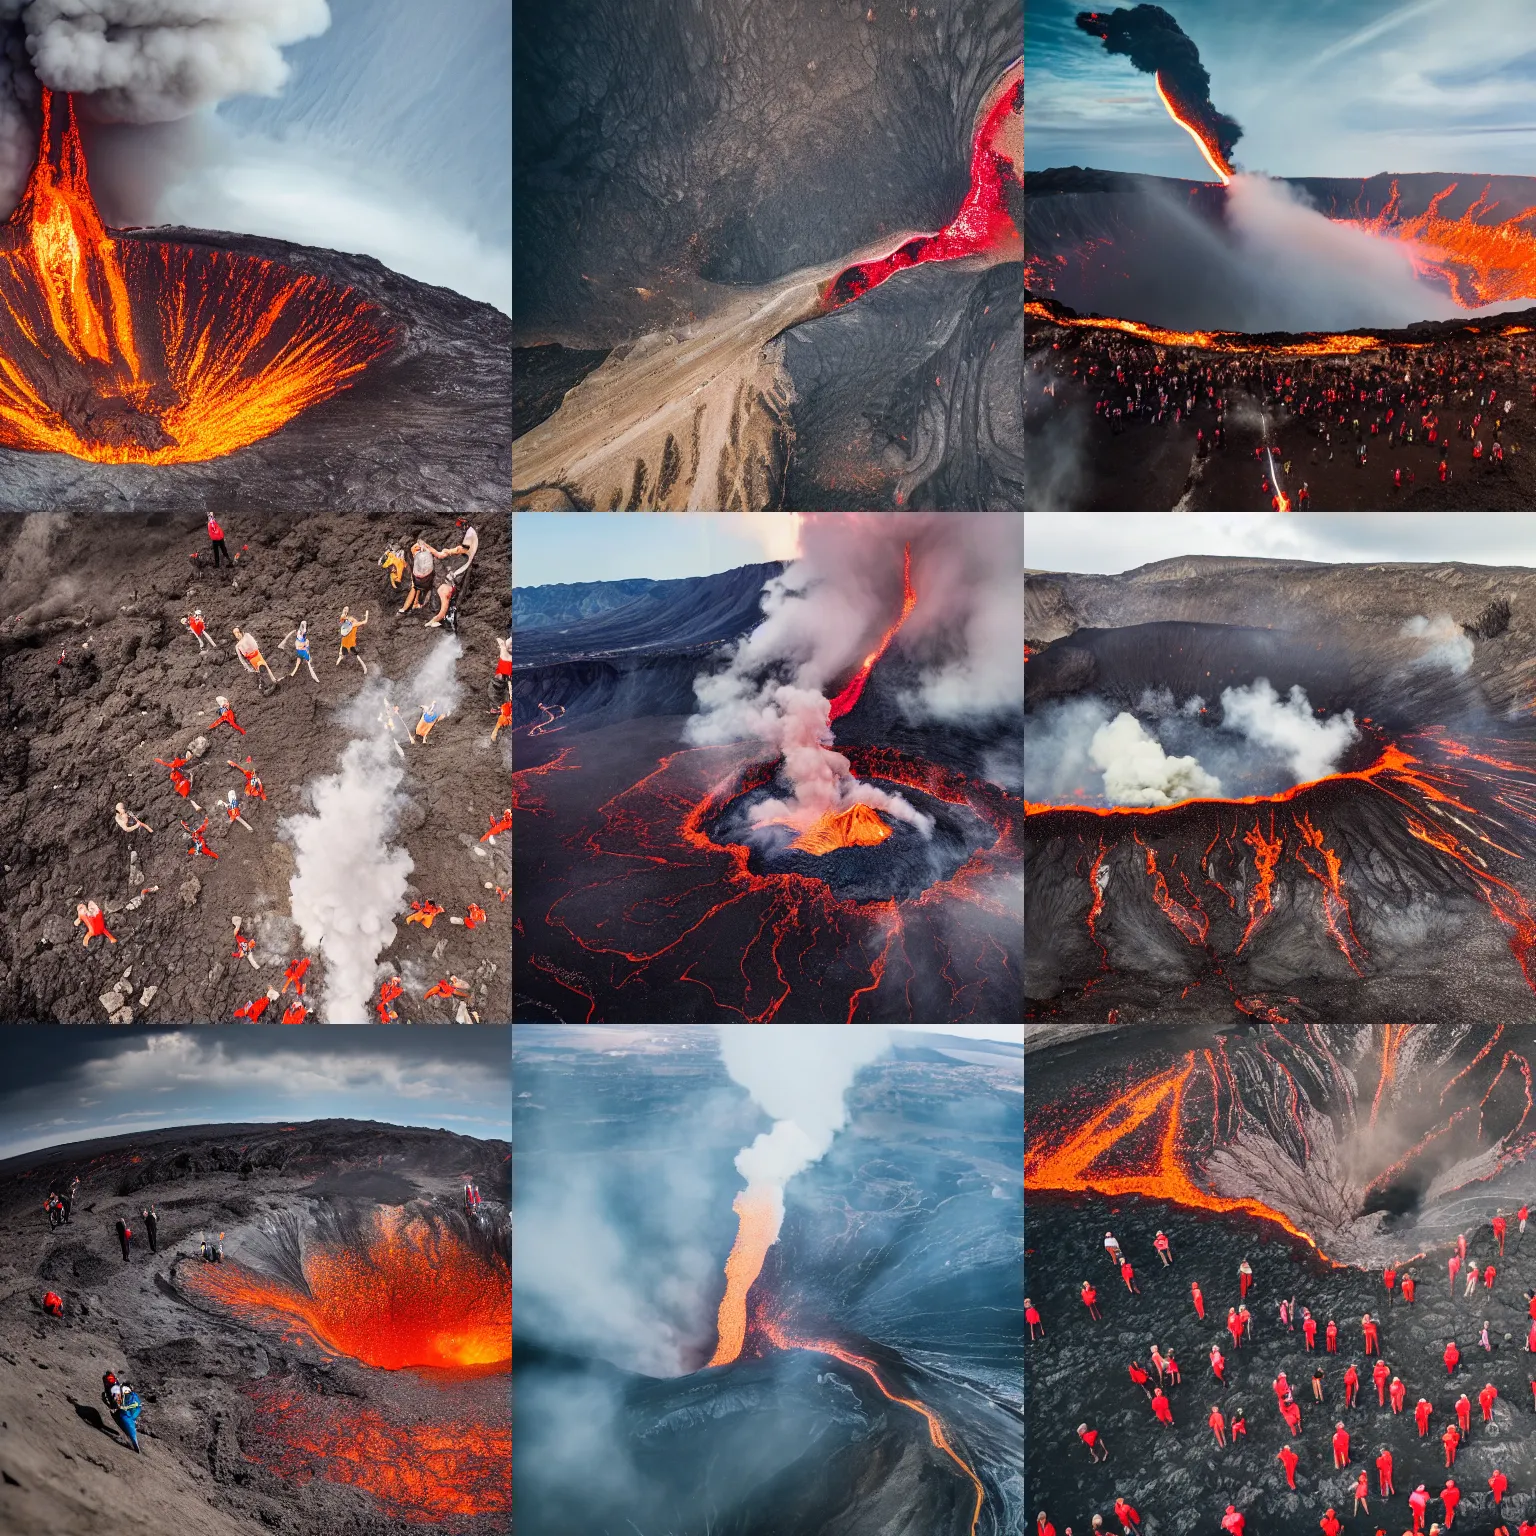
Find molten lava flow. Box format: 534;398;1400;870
0;90;393;463
510;745;578;816
789;802;893;854
1370;1023;1412;1128
1024;1051;1325;1253
708;1188;781;1366
760;1312;986;1536
1140;842;1208;944
827;542;917;721
528;702;566;737
822;67;1020;311
184;1208;510;1372
243;1380;509;1526
1026;299;1388;356
1154;72;1232;184
1293;812;1365;972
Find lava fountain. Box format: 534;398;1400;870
0;90;394;464
182;1206;510;1371
706;1186;782;1367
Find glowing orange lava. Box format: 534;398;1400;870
1154;72;1232;184
760;1312;985;1536
827;542;916;722
1026;298;1386;355
243;1380;509;1526
707;1188;780;1367
789;802;893;854
0;90;393;463
183;1208;509;1372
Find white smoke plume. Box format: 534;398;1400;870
717;1026;889;1241
687;512;1022;830
280;635;461;1023
1217;680;1359;782
1401;614;1475;675
1089;712;1222;806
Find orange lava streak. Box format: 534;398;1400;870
789;802;893;854
1154;73;1232;184
1370;1023;1412;1129
1293;812;1366;973
827;542;916;722
1025;299;1385;356
1024;1052;1323;1253
1142;843;1208;944
759;1313;985;1536
707;1188;780;1366
510;745;578;815
183;1208;510;1372
1238;819;1283;950
0;90;393;463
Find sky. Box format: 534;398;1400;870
1027;0;1536;179
154;0;511;313
513;514;803;587
1026;513;1536;573
0;1028;511;1162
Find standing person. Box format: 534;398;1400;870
1104;1231;1123;1267
1485;1263;1497;1291
1353;1470;1371;1515
1080;1281;1101;1321
1162;1348;1180;1385
1333;1420;1350;1468
206;512;231;568
1402;1272;1417;1305
1150;1388;1173;1427
1520;1203;1530;1242
398;537;446;616
1153;1230;1172;1266
1450;1252;1462;1294
1278;1296;1290;1331
1220;1508;1245;1536
1229;1406;1246;1443
1373;1357;1390;1405
1390;1375;1406;1414
1325;1318;1338;1354
1209;1405;1226;1447
102;1373;142;1452
1490;1468;1509;1508
1304;1309;1318;1350
1481;1320;1493;1353
496;634;512;688
231;627;278;687
1443;1422;1460;1467
1321;1509;1342;1536
1311;1368;1324;1402
1077;1423;1108;1461
1344;1362;1359;1407
1127;1359;1150;1397
1210;1344;1226;1387
1282;1395;1302;1435
1416;1397;1433;1436
1377;1446;1395;1496
114;1216;131;1262
1494;1213;1508;1256
1441;1478;1461;1527
1113;1497;1141;1534
1026;1297;1044;1342
1237;1303;1252;1343
1465;1264;1481;1300
1227;1308;1243;1351
1277;1444;1299;1489
1149;1343;1166;1383
1458;1232;1468;1267
1362;1313;1380;1355
1191;1280;1205;1320
180;608;219;651
141;1205;158;1254
1384;1264;1398;1305
1409;1485;1430;1533
426;525;478;627
1238;1257;1254;1299
1455;1392;1471;1435
1445;1339;1461;1375
280;621;319;682
74;901;116;948
1479;1380;1500;1421
336;607;370;672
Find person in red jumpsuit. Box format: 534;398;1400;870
1344;1363;1359;1407
1274;1370;1290;1402
1486;1262;1498;1290
1377;1446;1395;1496
1409;1484;1430;1532
1320;1509;1342;1536
1220;1508;1244;1536
1282;1396;1302;1435
1080;1281;1100;1320
375;975;405;1022
1077;1423;1107;1461
1495;1213;1508;1255
1491;1468;1509;1507
1455;1392;1471;1433
1209;1405;1226;1447
1352;1471;1370;1515
1402;1273;1417;1304
1113;1497;1141;1533
42;1290;63;1317
1333;1421;1350;1468
209;695;245;735
280;1000;306;1023
1209;1344;1226;1386
1151;1388;1173;1426
1373;1358;1390;1404
1191;1280;1205;1319
1037;1517;1055;1536
1445;1338;1461;1375
1229;1407;1245;1442
1120;1259;1139;1294
1443;1422;1461;1467
1325;1318;1338;1353
1127;1360;1149;1397
1362;1313;1379;1355
1441;1478;1461;1527
281;957;310;996
1304;1312;1318;1350
1416;1397;1433;1436
1383;1264;1397;1304
1026;1299;1043;1341
74;900;116;948
1390;1375;1406;1414
1450;1252;1462;1292
1481;1381;1498;1422
1277;1444;1299;1489
1238;1258;1253;1299
1153;1230;1172;1266
182;816;218;860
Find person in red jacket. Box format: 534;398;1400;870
1343;1362;1359;1406
1409;1484;1430;1532
1373;1358;1390;1404
1081;1281;1101;1320
1522;1203;1531;1239
1274;1370;1290;1402
1237;1303;1252;1341
1490;1468;1509;1506
1416;1397;1433;1435
1038;1514;1056;1536
1362;1313;1380;1354
1153;1230;1172;1266
1227;1307;1243;1349
1495;1213;1508;1255
1333;1421;1350;1468
1521;1521;1536;1536
1402;1272;1417;1304
1229;1406;1246;1442
1239;1258;1253;1299
1455;1392;1472;1433
1442;1478;1461;1527
1282;1396;1303;1435
1445;1338;1461;1375
1026;1298;1044;1340
1162;1348;1181;1384
1151;1388;1173;1426
1209;1405;1227;1447
1077;1423;1108;1461
1384;1264;1398;1303
1277;1444;1299;1489
1481;1381;1498;1422
1486;1262;1498;1290
1443;1422;1461;1466
1377;1446;1395;1495
1304;1311;1318;1350
1191;1280;1205;1319
1353;1470;1371;1514
1390;1375;1406;1413
1458;1231;1468;1265
1220;1507;1245;1536
1320;1508;1343;1536
1127;1360;1151;1397
41;1290;63;1317
1325;1318;1339;1353
1120;1258;1140;1294
1114;1496;1141;1533
1210;1344;1226;1385
1451;1252;1463;1292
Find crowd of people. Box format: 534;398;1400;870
1030;322;1536;508
1030;1207;1536;1536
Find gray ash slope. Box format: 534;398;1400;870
0;227;511;515
0;511;511;1024
0;1121;509;1536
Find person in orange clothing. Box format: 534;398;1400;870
1402;1272;1417;1304
1445;1338;1461;1375
1333;1421;1350;1469
1191;1280;1205;1319
208;695;245;735
1362;1313;1380;1354
1229;1406;1246;1443
233;988;279;1022
405;899;445;928
1390;1375;1406;1414
1373;1357;1389;1404
280;957;310;996
1443;1422;1461;1467
1377;1446;1395;1496
1490;1468;1509;1507
280;1000;306;1023
1151;1388;1173;1426
182;816;218;859
1416;1397;1433;1435
1486;1262;1498;1290
1455;1392;1472;1433
1277;1444;1299;1489
1274;1370;1290;1403
1441;1478;1461;1527
1325;1318;1338;1353
464;902;488;928
375;975;404;1023
1481;1381;1498;1422
1352;1470;1370;1515
481;807;512;842
1209;1405;1226;1447
424;976;471;1003
73;900;116;948
1320;1509;1342;1536
1227;1307;1243;1349
1343;1362;1359;1406
491;697;513;741
1080;1281;1100;1321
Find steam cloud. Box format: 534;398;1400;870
1027;680;1359;807
281;634;462;1022
1076;3;1242;166
686;513;1023;830
1402;614;1475;675
717;1026;889;1241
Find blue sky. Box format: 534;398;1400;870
513;514;802;587
0;1028;511;1161
1028;0;1536;178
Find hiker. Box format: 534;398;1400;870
1332;1420;1350;1468
1113;1497;1141;1534
426;526;478;626
1362;1314;1379;1355
1485;1262;1497;1291
1077;1422;1108;1461
114;1216;131;1262
380;546;407;589
1238;1257;1253;1299
464;902;488;929
142;1205;158;1253
399;538;446;616
1126;1359;1150;1396
102;1372;142;1452
1494;1213;1508;1255
1210;1344;1226;1386
491;697;513;741
1325;1318;1338;1353
281;957;309;996
155;755;199;808
1190;1281;1205;1319
1409;1485;1430;1532
1303;1309;1317;1349
1441;1479;1461;1526
232;627;278;687
1390;1375;1406;1413
337;606;369;671
233;988;280;1022
424;976;471;1003
231;917;258;968
1150;1389;1173;1426
1450;1252;1462;1292
1354;1473;1372;1517
1402;1272;1417;1304
1378;1446;1395;1496
209;695;245;735
405;899;444;929
1281;1395;1302;1435
1208;1405;1226;1447
414;700;442;744
1416;1397;1433;1436
182;817;218;859
1384;1264;1397;1304
206;513;232;567
1491;1468;1509;1507
1026;1299;1043;1341
1229;1406;1245;1442
1455;1392;1471;1434
180;608;218;651
114;802;152;834
496;634;512;685
280;999;306;1023
280;621;318;682
41;1289;63;1317
1521;1204;1530;1240
1481;1381;1498;1421
1373;1357;1389;1405
1311;1368;1324;1402
74;900;115;948
481;808;512;842
223;788;253;832
1466;1263;1481;1299
1237;1303;1251;1342
1277;1444;1299;1489
1344;1362;1359;1407
1080;1280;1099;1321
1220;1507;1244;1536
1482;1319;1493;1352
1445;1339;1461;1375
227;758;266;802
1443;1422;1460;1467
375;975;404;1022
